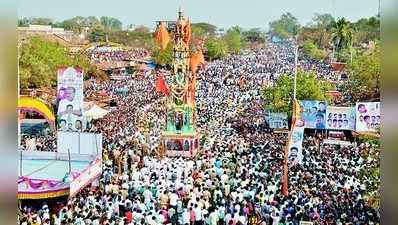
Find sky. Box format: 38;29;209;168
18;0;379;30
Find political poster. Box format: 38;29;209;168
355;102;380;132
57;67;84;132
265;112;288;129
288;126;305;164
287;99;305;164
299;100;327;129
325;106;356;130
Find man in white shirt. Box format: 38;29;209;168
169;190;179;208
194;204;203;225
58;87;82;116
209;210;219;225
271;211;280;225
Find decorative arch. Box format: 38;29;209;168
18;97;56;129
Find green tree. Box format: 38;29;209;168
312;13;335;31
19;36;106;89
205;38;228;60
191;22;217;36
228;26;243;34
107;27;153;49
344;42;380;101
224;30;242;54
152;43;173;66
242;28;265;43
310;13;335;48
62;16;102;33
62;16;85;33
192;26;205;38
20;37;69;88
331;18;353;62
352;16;380;45
269;12;300;38
89;26;107;42
302;40;326;61
262;70;332;114
29;17;53;25
100;16;122;31
18;17;30;27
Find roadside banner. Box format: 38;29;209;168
299;100;327;129
355;102;380;132
57;67;84;132
326;106;356;130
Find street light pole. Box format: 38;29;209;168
293;43;298;100
350;41;353;65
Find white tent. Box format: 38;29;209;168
84;104;109;119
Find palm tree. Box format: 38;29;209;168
331;18;353;62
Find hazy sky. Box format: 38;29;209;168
18;0;379;30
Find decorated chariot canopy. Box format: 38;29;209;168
154;8;204;157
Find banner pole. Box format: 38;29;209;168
293;43;298;100
20;150;22;176
68;148;71;174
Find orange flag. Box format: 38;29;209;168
155;22;170;50
183;21;192;45
291;99;301;129
188;74;197;104
189;50;205;74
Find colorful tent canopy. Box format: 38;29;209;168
18;177;69;199
85;104;110;119
18;97;55;127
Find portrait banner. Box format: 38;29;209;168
287;126;304;164
299;100;327;129
325;106;356;130
57;67;84;132
355;102;380;132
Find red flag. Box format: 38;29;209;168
155;75;168;96
239;76;245;89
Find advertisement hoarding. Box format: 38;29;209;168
325;106;356;130
355;102;380;132
299;100;327;129
57;67;84;132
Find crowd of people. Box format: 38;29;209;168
87;48;150;63
20;134;57;152
19;40;380;225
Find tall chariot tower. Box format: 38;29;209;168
157;8;201;157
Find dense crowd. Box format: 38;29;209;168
87;48;150;63
20;134;57;152
19;40;380;225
